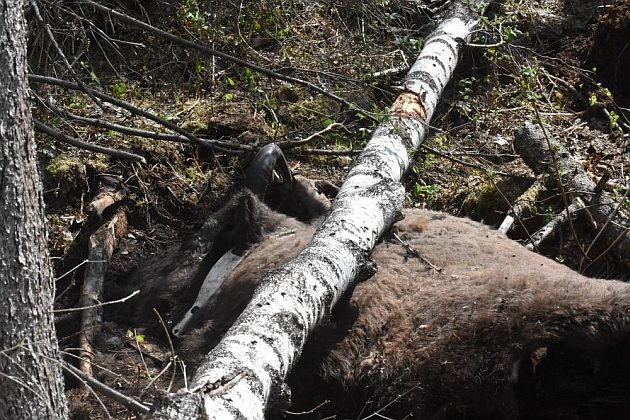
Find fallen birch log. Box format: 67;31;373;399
514;123;630;266
150;1;489;418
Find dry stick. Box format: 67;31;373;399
29;74;237;154
54;290;140;314
489;176;540;252
62;362;151;415
78;211;127;377
525;198;586;251
84;173;127;219
278;123;348;149
80;0;374;119
61;362;113;419
392;233;442;272
152;309;178;393
583;226;630;273
139;361;174;399
498;175;548;234
291;148;360;156
86;187;126;219
29;0;104;110
33;119;146;163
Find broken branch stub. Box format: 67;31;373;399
150;1;489;418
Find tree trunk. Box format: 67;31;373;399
0;0;70;418
150;1;488;419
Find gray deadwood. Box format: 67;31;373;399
514;123;630;266
0;0;69;418
150;1;489;418
79;211;127;376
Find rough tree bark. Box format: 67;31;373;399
151;1;488;418
514;122;630;266
0;0;69;418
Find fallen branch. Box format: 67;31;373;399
39;97;253;151
29;75;238;153
514;122;630;266
33;119;146;163
78;210;127;377
149;1;489;418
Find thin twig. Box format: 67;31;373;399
532;106;589;260
420;144;513;177
39;96;253;150
392;233;442;272
29;0;104;110
62;362;150;414
278;123;348;149
53;290;140;313
153;309;178;393
290;148;360;156
29;74;237;154
80;0;376;120
582;181;630;268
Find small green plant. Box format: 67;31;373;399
412;183;438;204
608;110;619;130
113;80;128;98
588;93;598;107
126;330;145;343
458;76;477;100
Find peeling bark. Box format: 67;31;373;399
150;1;488;418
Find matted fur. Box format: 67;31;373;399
180;207;630;418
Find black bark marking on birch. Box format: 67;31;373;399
405;71;440;95
423;35;457;57
415;55;448;74
391;92;427;120
357;254;377;282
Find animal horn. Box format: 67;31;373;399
245;143;292;198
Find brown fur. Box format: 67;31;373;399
181;209;630;419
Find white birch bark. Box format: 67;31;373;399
150;1;488;418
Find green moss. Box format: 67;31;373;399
288;96;338;122
46;154;85;185
460;177;508;224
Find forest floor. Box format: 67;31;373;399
32;0;630;418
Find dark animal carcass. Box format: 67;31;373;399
115;146;630;419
